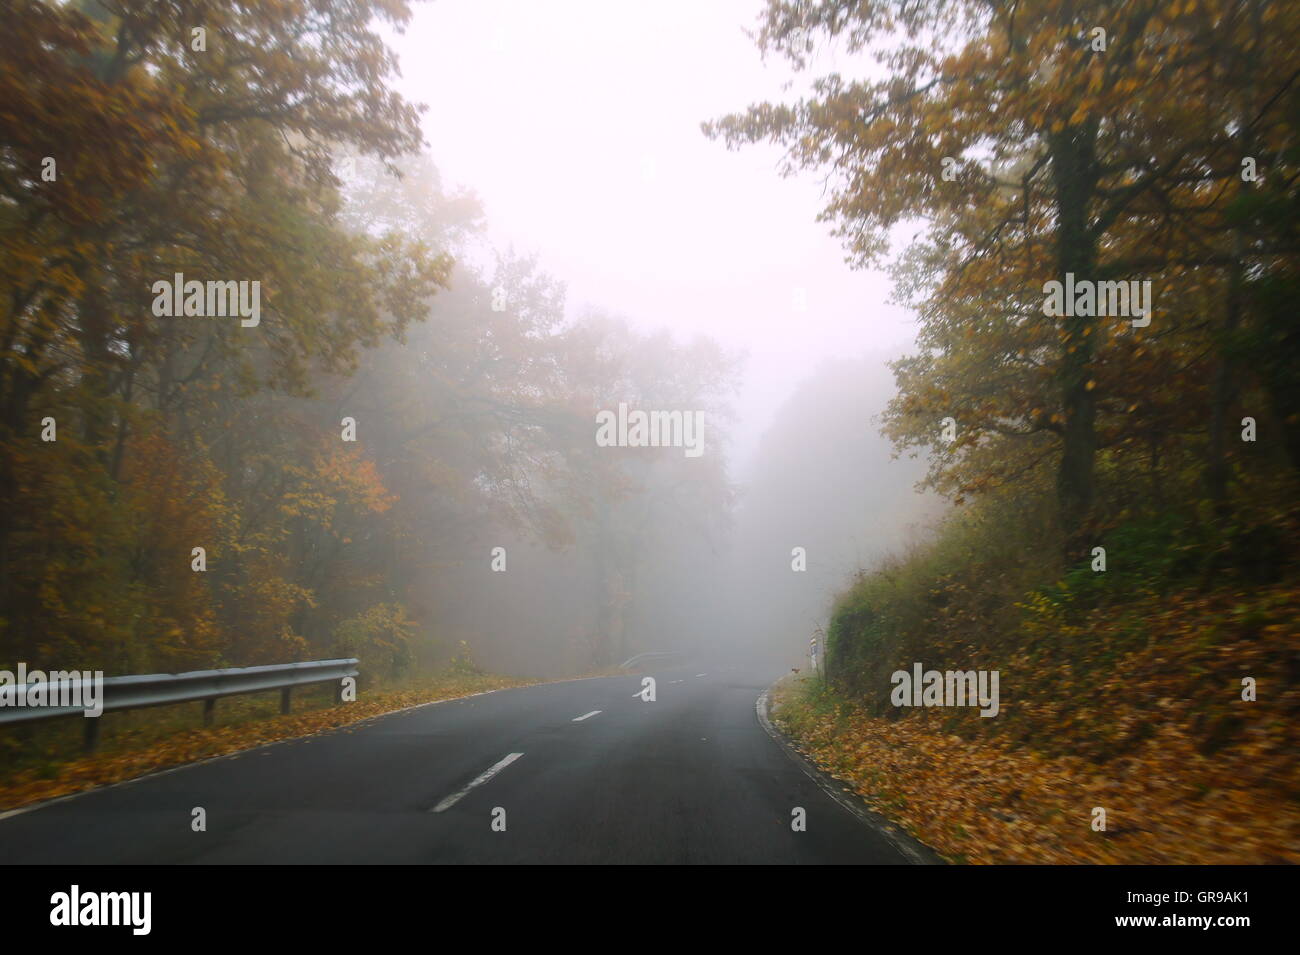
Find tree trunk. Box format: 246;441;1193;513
1049;124;1101;544
1205;248;1243;514
1206;10;1260;515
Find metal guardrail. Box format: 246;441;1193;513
619;650;688;669
0;658;359;751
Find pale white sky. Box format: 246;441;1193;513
388;0;917;472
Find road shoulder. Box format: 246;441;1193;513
756;680;945;865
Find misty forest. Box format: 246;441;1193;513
0;0;1297;867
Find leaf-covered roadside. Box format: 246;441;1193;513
773;611;1299;865
0;672;538;812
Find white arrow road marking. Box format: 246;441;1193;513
430;752;523;813
572;710;601;722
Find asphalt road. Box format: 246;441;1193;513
0;664;915;864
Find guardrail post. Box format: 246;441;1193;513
334;679;345;705
280;687;292;715
83;717;100;753
202;698;216;727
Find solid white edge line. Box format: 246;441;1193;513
755;685;936;866
430;752;523;813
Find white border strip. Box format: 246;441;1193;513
755;684;940;866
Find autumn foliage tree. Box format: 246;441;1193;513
706;0;1300;544
1;1;740;677
0;0;445;670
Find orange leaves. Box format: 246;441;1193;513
279;443;396;530
783;562;1300;863
320;444;395;514
776;671;1298;863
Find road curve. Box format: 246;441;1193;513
0;664;914;864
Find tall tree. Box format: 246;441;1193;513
706;0;1300;539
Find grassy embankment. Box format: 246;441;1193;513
773;488;1299;863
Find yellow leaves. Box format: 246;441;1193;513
1113;77;1143;97
780;683;1296;863
777;571;1300;864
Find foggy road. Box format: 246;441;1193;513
0;667;915;864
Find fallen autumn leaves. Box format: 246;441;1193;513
772;675;1299;864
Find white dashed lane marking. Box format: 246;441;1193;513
430;752;523;813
